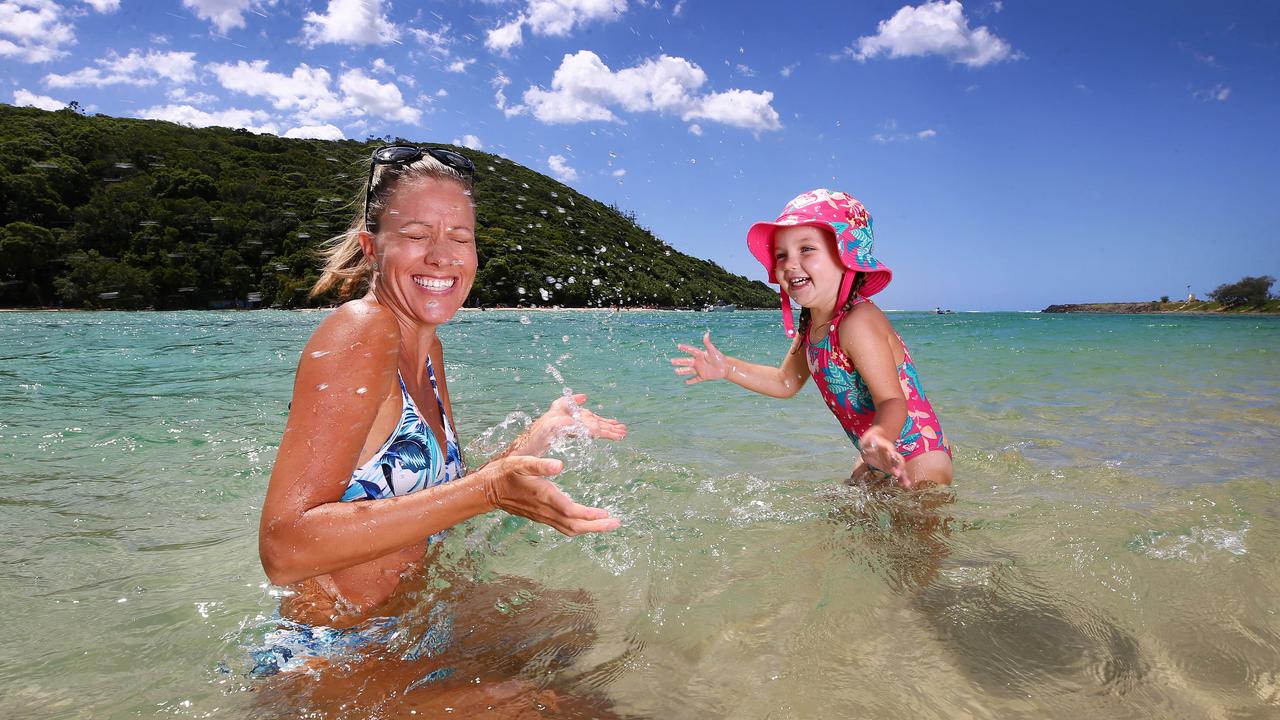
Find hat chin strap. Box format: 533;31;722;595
836;271;856;309
780;289;796;337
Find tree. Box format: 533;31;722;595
1209;276;1275;308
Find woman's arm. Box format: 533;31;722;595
839;307;911;484
259;303;617;586
671;332;810;398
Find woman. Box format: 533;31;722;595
259;146;626;630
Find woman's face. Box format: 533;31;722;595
773;224;843;311
362;177;477;327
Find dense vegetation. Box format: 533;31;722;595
0;104;776;310
1209;275;1275;309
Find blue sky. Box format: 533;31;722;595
5;0;1278;310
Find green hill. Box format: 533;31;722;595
0;104;776;310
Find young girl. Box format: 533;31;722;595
672;189;952;488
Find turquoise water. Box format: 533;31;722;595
1;309;1278;718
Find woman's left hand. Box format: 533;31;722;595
526;393;627;455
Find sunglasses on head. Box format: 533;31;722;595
363;145;476;231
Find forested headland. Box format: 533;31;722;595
0;104;777;310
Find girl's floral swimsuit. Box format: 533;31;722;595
804;295;950;461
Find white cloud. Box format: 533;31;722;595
136;103;278;135
338;69;421;123
780;62;799;77
303;0;399;47
1194;83;1230;102
209;60;343;123
453;134;483;150
611;168;626;177
485;16;525;53
370;57;394;75
13;88;64;110
167;86;219;105
517;50;781;132
684;89;780;132
445;58;474;73
526;0;626;36
45;50;197;88
548;154;579;182
84;0;119;11
672;0;685;16
410;24;453;56
485;0;626;53
182;0;265;34
436;88;448;97
493;72;519;116
687;123;702;136
871;119;938;143
735;63;755;77
0;0;76;63
850;1;1018;68
284;124;345;140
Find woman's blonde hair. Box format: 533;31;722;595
310;153;475;299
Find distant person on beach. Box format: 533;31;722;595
256;146;626;675
672;189;952;488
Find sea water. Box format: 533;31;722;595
1;309;1277;718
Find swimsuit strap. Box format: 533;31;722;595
423;354;458;447
826;294;870;371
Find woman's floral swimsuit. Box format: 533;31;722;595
804;295;950;461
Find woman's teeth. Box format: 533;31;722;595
413;276;455;290
789;277;810;289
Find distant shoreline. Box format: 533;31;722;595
1042;301;1280;315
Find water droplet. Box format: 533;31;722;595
309;350;330;358
316;383;329;391
517;287;526;295
519;315;531;325
356;387;368;395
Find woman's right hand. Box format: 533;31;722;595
481;456;621;536
671;332;729;384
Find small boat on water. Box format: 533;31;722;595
706;301;736;312
935;307;954;314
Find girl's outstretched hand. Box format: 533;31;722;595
671;332;729;384
530;393;627;448
482;456;621;536
851;426;913;488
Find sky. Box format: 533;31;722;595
4;0;1279;310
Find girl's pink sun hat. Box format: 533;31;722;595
746;189;892;337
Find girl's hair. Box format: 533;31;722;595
791;272;866;352
310;154;475;299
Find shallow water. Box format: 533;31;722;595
1;309;1278;718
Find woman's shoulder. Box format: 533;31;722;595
311;298;401;348
300;298;402;376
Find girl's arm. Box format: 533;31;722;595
839;307;912;485
259;304;618;587
671;331;810;398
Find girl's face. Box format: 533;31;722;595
361;177;477;328
773;225;844;311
